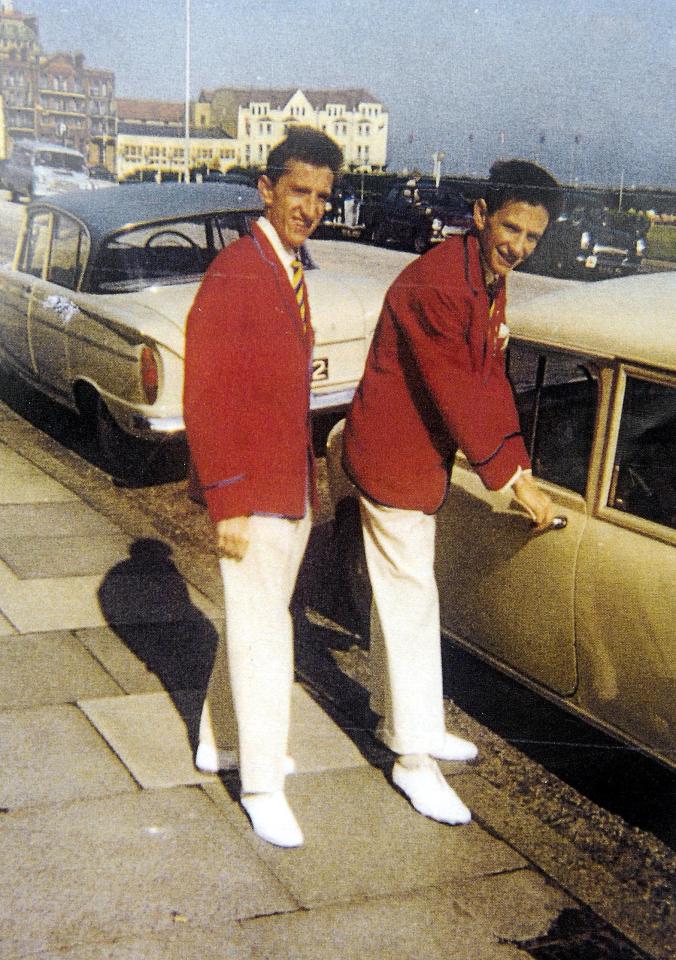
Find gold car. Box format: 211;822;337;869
327;271;675;768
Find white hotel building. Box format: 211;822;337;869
196;86;389;173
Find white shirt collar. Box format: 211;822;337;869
257;216;299;281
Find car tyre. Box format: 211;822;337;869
94;396;155;485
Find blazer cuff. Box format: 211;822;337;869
497;466;532;494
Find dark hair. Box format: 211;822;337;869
485;159;563;223
265;126;343;183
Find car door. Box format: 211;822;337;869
435;344;600;696
27;213;90;399
0;210;52;380
574;367;675;764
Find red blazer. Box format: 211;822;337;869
183;222;315;523
343;232;530;513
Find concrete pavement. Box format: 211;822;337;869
0;397;672;960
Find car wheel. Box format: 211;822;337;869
94;396;156;485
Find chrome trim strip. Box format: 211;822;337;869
131;413;185;434
310;386;355;411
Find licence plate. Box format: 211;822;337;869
312;357;329;382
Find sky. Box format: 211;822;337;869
25;0;676;188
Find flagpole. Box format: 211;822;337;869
184;0;191;183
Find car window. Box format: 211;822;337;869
47;214;90;290
608;376;675;530
21;212;51;279
35;151;86;173
509;343;599;495
92;212;252;292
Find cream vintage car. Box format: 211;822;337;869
327;271;675;768
0;182;411;475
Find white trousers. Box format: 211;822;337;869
359;495;447;755
199;511;312;794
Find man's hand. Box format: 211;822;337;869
512;474;558;533
216;516;250;560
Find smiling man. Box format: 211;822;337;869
183;127;342;847
342;159;563;827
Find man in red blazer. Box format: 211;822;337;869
184;127;342;847
343;160;564;826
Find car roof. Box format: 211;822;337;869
29;182;263;246
508;272;676;373
12;139;85;157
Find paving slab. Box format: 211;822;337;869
0;632;123;708
77;621;222;695
0;501;121;539
0;443;79;504
233;870;574;960
0;787;297;958
205;766;526;908
79;684;370;790
0;558;220;633
79;690;209;789
453;772;672;960
11;927;254;960
0;608;15;635
0;533;134;578
0;703;136;810
11;870;570;960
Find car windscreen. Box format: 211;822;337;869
35;151;86;173
417;188;468;210
91;212;255;292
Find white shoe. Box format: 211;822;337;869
241;791;304;847
431;732;478;763
195;743;296;776
392;757;471;825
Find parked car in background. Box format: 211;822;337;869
520;207;646;280
201;170;257;186
0;183;404;478
327;272;676;769
365;177;473;253
88;165;118;183
0;141;93;201
317;188;366;240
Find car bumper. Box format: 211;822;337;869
576;253;641;276
310;385;356;413
130;412;186;437
127;386;356;438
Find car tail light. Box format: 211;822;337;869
141;346;159;404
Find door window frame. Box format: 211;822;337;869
596;363;676;546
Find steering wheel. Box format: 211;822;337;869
145;229;199;248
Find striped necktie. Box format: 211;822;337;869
290;256;307;331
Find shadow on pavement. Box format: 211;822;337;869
97;537;219;756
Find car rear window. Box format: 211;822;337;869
35;151;86;173
91;212;254;292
